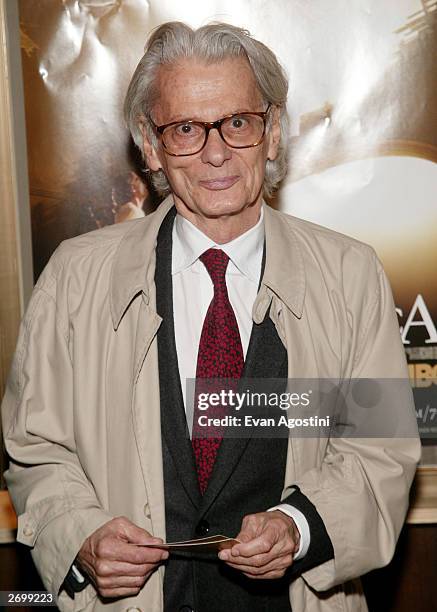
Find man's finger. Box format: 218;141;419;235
97;573;148;590
115;518;163;546
223;553;293;577
221;543;292;569
96;540;168;565
94;559;164;578
229;533;275;558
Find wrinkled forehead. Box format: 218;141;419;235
151;56;264;122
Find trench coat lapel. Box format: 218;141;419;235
155;207;202;509
130;297;167;539
110;196;174;540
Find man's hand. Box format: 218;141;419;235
218;511;300;579
76;516;168;598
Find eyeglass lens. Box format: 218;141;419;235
162;113;266;155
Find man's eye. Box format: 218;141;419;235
174;123;199;137
180;124;192;134
230;117;248;129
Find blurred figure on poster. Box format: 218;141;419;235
113;170;153;223
1;20;420;612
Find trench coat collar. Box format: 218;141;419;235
110;196;174;329
257;202;306;321
110;196;305;330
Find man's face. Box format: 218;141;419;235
142;57;280;222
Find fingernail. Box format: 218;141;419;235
218;551;227;561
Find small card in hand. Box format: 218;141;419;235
145;535;240;554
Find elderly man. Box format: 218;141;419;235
2;21;419;612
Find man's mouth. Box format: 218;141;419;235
199;176;240;190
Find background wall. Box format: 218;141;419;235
0;0;32;498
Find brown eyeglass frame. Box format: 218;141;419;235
149;104;272;157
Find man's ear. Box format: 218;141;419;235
139;122;162;172
267;105;281;161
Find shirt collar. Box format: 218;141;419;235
110;196;305;330
172;207;264;283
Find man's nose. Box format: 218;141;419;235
200;128;232;166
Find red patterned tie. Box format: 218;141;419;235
192;248;244;495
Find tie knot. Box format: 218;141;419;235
199;248;229;286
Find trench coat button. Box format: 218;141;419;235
23;526;34;537
126;608;142;612
178;606;194;612
195;519;209;536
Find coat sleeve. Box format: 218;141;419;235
1;249;113;608
291;250;421;591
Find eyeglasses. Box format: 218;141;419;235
149;104;271;157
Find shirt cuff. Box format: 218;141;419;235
267;504;311;560
71;563;86;584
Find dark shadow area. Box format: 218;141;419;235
0;541;59;611
362;524;437;611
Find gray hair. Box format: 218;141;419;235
124;21;289;198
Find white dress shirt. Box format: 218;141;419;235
171;208;310;560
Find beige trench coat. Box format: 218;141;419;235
2;197;420;612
